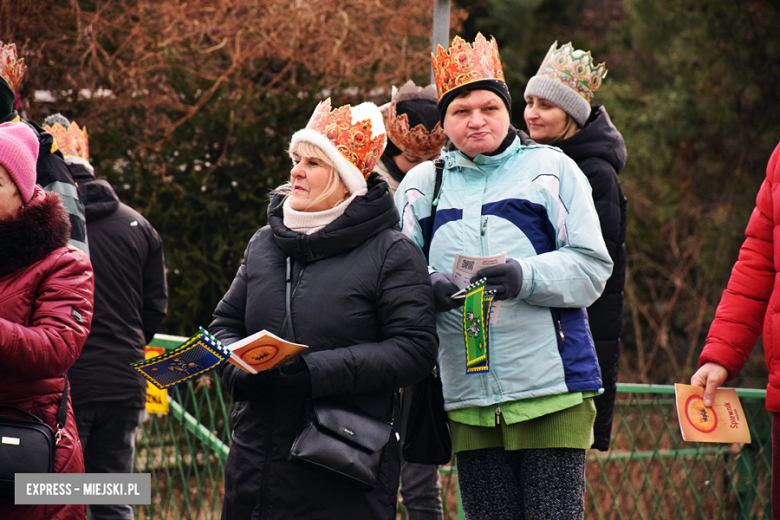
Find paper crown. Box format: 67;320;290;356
44;121;89;162
290;98;386;194
0;41;26;93
431;33;504;100
384;81;446;157
534;41;607;104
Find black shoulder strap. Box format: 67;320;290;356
57;374;69;432
427;159;445;240
284;257;297;342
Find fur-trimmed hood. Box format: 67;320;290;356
0;186;71;278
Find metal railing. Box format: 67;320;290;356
135;336;772;519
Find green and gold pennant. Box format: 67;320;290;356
462;279;496;373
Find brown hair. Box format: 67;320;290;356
282;142;349;210
547;114;581;144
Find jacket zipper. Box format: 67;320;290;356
292;264;306;300
495;406;501;425
481;216;489;255
557;320;565;343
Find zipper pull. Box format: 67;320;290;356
481;216;488;236
496;406;501;425
557;320;565;342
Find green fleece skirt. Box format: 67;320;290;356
450;398;596;453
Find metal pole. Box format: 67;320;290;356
431;0;451;84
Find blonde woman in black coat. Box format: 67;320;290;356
211;100;438;520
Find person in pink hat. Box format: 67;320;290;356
0;121;37;218
0;121;94;520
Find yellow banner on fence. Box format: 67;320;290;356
145;346;169;414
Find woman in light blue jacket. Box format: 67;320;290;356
395;34;612;519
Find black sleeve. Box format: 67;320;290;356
210;248;251;395
305;237;438;398
142;226;168;343
581;158;625;262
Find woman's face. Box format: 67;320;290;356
392;150;443;174
524;95;570;144
289;152;347;212
443;90;510;158
0;164;22;220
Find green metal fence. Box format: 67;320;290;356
136;336;772;519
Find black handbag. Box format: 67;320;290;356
0;375;69;497
289;397;394;491
402;366;452;465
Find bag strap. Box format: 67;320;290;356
55;374;69;443
427;159;445;241
0;404;49;424
284;257;297;343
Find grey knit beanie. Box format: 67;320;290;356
524;42;607;127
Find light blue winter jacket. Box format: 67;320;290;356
395;136;613;411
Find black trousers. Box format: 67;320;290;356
74;403;144;520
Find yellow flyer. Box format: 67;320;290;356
674;384;750;443
145;346;169;414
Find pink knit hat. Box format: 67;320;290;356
0;122;38;202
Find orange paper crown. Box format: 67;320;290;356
431;33;504;99
44;121;89;162
304;98;385;180
383;80;446;157
387;104;446;157
0;41;26;93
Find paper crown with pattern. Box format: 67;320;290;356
0;41;26;93
384;81;446;157
44;121;89;162
431;33;505;100
290;98;386;194
534;41;607;104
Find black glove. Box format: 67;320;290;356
431;272;464;313
471;258;523;301
271;359;312;399
234;370;276;401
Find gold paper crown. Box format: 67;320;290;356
535;41;607;104
305;99;385;179
431;33;504;99
385;81;446;156
44;121;90;162
0;41;26;93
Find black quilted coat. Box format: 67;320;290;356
555;106;628;451
210;174;438;519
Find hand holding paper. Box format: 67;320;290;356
431;272;464;312
674;383;751;444
450;253;506;322
132;328;308;390
690;362;729;407
470;258;523;301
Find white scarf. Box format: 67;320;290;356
282;189;367;235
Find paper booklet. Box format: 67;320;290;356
451;252;506;324
132;328;308;390
224;329;308;374
674;384;751;444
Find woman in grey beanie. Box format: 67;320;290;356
524;42;628;453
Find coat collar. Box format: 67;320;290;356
268;173;400;263
0;186;71;278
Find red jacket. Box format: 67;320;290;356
700;143;780;411
0;187;94;520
